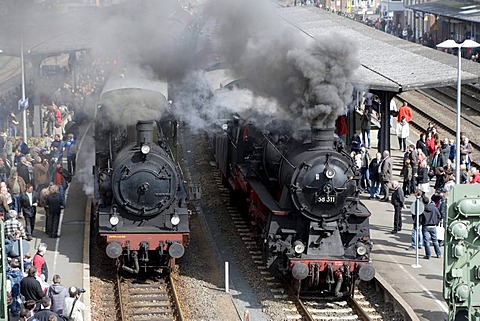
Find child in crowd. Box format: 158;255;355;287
23;253;33;272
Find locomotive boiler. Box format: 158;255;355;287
94;71;189;274
215;115;374;295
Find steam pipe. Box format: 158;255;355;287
334;277;343;297
311;127;335;150
122;251;140;274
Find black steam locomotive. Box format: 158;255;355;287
215;116;374;295
94;71;189;274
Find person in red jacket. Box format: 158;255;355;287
470;167;480;184
33;243;49;283
335;115;348;142
397;102;412;123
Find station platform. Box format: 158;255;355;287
26;127;92;320
364;126;447;321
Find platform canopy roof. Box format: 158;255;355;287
407;0;480;24
0;7;99;58
276;7;480;92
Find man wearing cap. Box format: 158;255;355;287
4;209;26;240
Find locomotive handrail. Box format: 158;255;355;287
262;134;296;170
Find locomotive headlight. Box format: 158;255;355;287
324;167;336;179
171;214;180;226
356;243;368;256
293;240;305;254
109;215;120;227
141;144;151;155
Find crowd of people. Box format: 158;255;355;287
1;111;81;321
345;95;478;260
0;54;110;320
5;240;86;321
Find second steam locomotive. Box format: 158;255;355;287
215;116;375;295
94;70;189;274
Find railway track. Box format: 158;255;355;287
94;273;120;320
117;273;183;321
295;292;381;321
419;87;480;127
92;265;183;321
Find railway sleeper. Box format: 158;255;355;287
129;289;167;295
131;308;171;314
130;301;171;308
129;294;169;301
306;307;353;314
131;315;173;319
134;316;176;321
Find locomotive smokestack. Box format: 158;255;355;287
136;120;154;146
311;127;335;150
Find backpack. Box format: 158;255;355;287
69;142;77;155
63;170;72;183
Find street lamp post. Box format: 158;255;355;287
21;32;27;144
437;39;480;184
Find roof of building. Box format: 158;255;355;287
277;6;480;92
406;1;480;24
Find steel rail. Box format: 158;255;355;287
348;295;375;321
169;274;185;321
418;88;480;128
116;272;126;321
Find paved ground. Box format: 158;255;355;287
366;125;447;321
27;123;93;320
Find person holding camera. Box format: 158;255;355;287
63;287;86;321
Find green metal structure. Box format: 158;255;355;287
444;184;480;321
0;219;8;321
